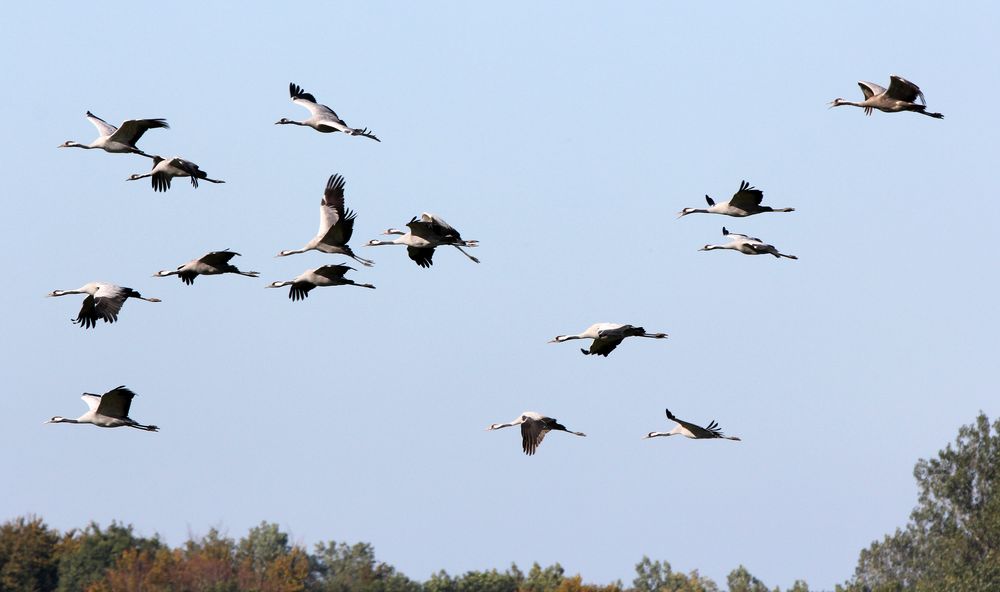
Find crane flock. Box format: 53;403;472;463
48;75;942;455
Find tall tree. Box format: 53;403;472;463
631;557;718;592
725;566;770;592
843;413;1000;591
0;515;60;592
309;540;418;592
55;521;160;592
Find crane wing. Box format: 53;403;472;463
168;158;204;178
82;284;128;325
745;242;775;255
290;82;343;121
85;111;117;138
109;118;169;146
722;227;759;242
887;75;925;104
199;250;239;267
665;409;703;436
312;264;353;280
73;295;100;328
588;336;623;356
520;419;547;456
288;282;314;301
80;394;102;411
406;218;441;241
321;208;357;247
318;174;346;235
728;180;764;209
420;213;462;239
96;386;137;419
407;246;435;268
857;81;886;100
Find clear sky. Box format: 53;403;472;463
2;2;997;590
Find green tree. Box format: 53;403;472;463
523;563;564;592
725;566;769;592
309;541;418;592
0;515;60;592
631;557;718;592
842;413;1000;591
55;521;160;592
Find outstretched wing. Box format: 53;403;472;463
290;82;343;121
318;174;346;235
95;386;137;419
722;227;759;242
109;118;169;146
312;264;354;280
289;282;314;301
73;295;100;328
80;394;102;411
85;111;117;138
666;408;720;438
857;81;885;100
728;180;764;209
93;294;126;323
407;246;435;268
587;336;624;356
520;418;547;456
887;75;925;104
168;158;204;178
421;212;463;240
198;250;239;267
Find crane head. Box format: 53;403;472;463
828;98;845;108
677;208;697;218
45;416;66;424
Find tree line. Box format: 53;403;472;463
2;413;996;592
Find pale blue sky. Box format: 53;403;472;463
2;2;998;590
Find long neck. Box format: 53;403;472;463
367;239;402;246
63;142;94;150
646;431;670;438
489;419;522;430
50;288;86;297
277;247;310;257
129;172;153;181
268;281;294;288
555;334;584;342
50;417;81;424
276;120;307;126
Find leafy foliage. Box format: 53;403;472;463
841;412;1000;591
55;521;161;592
0;515;60;592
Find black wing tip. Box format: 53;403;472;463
665;408;676;420
289;82;317;103
326;174;346;190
